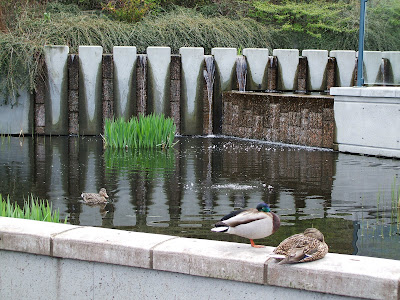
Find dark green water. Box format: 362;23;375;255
1;135;400;259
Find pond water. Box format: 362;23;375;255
1;135;400;260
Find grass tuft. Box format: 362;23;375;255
102;114;176;149
0;194;66;223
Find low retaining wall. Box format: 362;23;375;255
222;91;334;148
331;87;400;158
1;217;400;299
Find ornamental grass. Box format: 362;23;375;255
102;114;176;149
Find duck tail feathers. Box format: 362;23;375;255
211;226;229;233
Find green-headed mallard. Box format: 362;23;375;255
272;228;328;264
81;188;109;205
211;203;280;248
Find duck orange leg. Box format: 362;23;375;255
250;239;265;248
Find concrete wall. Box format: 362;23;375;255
1;47;399;157
331;87;400;158
222;91;334;148
2;217;400;300
3;47;398;137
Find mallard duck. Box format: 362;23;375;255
211;203;280;248
272;228;328;264
81;188;109;204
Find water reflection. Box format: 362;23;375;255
1;136;400;260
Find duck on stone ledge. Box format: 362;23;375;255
211;203;280;248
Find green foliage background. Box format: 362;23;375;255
0;0;399;104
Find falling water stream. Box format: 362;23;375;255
236;55;247;92
203;55;215;135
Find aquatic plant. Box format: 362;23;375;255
0;194;66;223
102;114;176;149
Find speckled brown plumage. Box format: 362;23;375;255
273;228;328;264
81;188;109;204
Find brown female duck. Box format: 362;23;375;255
81;188;109;204
272;228;328;264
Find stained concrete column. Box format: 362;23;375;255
170;54;181;134
147;47;171;116
136;54;147;116
302;50;328;92
297;56;307;93
102;54;114;128
242;48;269;91
43;45;69;135
78;46;103;135
267;56;278;92
113;46;137;119
326;57;336;93
273;49;299;91
68;54;79;135
180;47;205;135
34;75;46;135
329;50;356;87
211;47;237;134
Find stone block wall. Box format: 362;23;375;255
222;91;334;148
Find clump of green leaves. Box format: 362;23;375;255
0;194;66;223
102;114;176;149
102;0;152;23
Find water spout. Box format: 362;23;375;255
203;55;215;135
236;55;247;92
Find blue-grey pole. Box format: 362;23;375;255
357;0;368;86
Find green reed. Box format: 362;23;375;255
0;194;65;223
102;114;176;149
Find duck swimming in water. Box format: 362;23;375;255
211;203;280;248
81;188;109;205
272;228;328;264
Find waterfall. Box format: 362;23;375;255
236;55;247;92
203;55;215;135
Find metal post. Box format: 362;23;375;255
357;0;368;86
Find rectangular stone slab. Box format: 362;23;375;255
152;236;274;284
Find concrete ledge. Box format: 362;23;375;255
331;87;400;158
2;217;400;299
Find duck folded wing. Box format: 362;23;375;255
220;208;270;227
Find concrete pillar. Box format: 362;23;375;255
78;46;103;135
136;54;147;116
102;54;114;126
326;57;336;92
267;56;278;92
34;75;46;135
147;46;171;116
363;51;383;85
272;49;299;91
302;50;328;92
0;88;32;135
43;45;69;135
211;48;237;92
170;55;181;134
382;51;400;85
330;50;356;87
68;54;79;135
179;47;205;135
297;56;307;93
242;48;269;91
211;47;237;133
113;46;137;119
